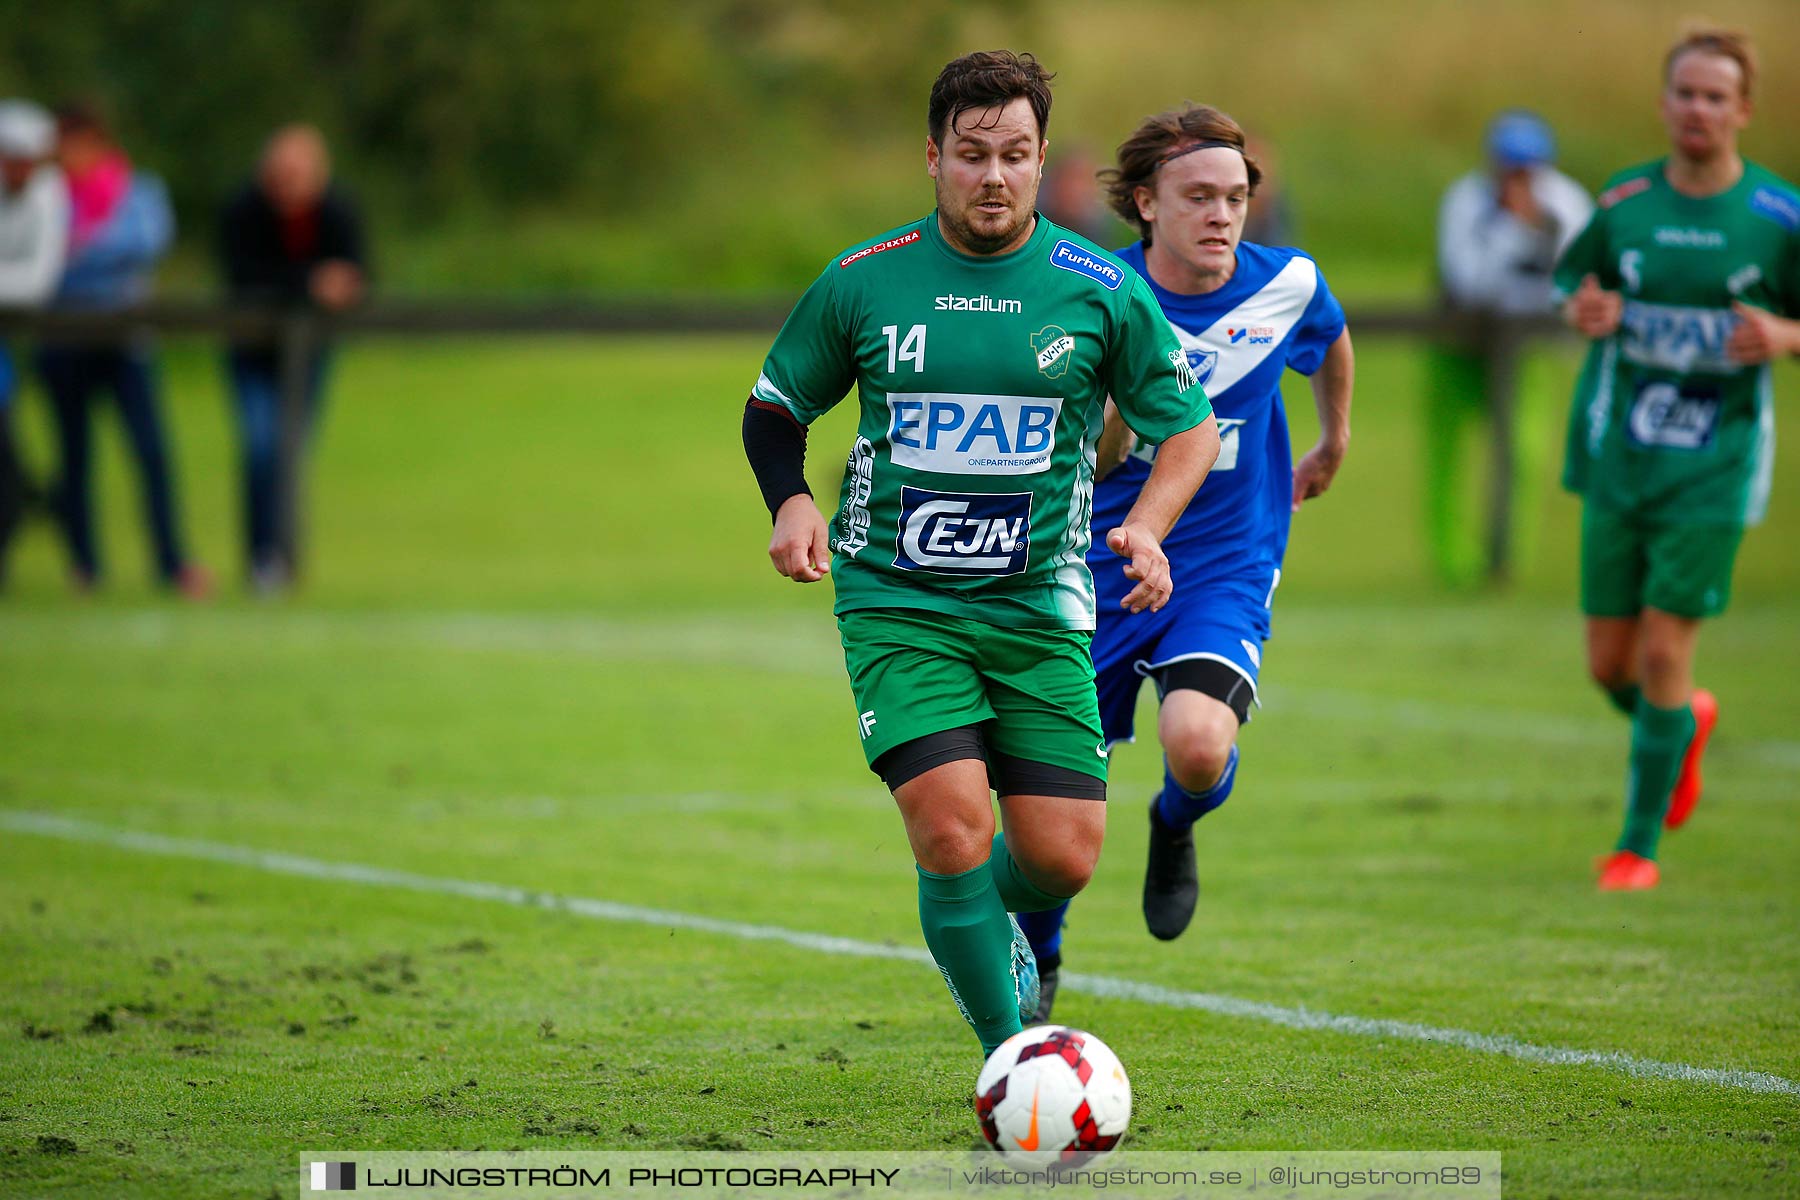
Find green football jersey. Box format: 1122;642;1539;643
752;213;1211;630
1554;158;1800;525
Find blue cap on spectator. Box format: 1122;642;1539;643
1486;110;1555;168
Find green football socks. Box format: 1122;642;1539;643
1605;683;1642;718
986;833;1071;914
917;861;1023;1056
1617;698;1696;859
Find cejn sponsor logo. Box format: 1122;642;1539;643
838;229;920;269
935;293;1022;314
1048;240;1123;290
1618;301;1740;374
888;393;1061;475
1228;325;1275;345
1628;382;1720;451
893;486;1032;576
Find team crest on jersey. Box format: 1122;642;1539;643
1031;325;1076;379
893;486;1032;576
1184;347;1218;387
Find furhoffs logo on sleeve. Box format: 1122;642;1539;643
1031;325;1076;380
310;1161;356;1191
1048;240;1123;289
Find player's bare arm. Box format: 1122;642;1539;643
1727;300;1800;364
1563;273;1623;338
1292;327;1354;510
1107;415;1220;614
1094;399;1136;483
769;493;831;582
742;400;829;582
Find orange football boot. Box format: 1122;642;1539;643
1597;850;1660;891
1665;689;1717;830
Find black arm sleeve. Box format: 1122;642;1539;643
742;398;812;521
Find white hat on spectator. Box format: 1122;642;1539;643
0;99;55;160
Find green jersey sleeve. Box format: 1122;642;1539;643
1553;207;1611;299
752;267;856;425
1106;274;1213;442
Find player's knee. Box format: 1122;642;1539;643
909;810;993;875
1637;638;1688;689
1586;648;1633;692
1165;716;1237;793
1025;842;1098;896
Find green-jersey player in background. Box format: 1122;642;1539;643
740;51;1218;1055
1555;28;1800;890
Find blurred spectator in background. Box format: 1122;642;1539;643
1240;134;1296;246
37;101;207;597
220;123;367;593
0;99;66;586
1425;110;1592;585
1038;143;1116;245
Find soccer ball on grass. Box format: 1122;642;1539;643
975;1025;1131;1169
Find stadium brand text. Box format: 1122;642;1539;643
935;294;1022;313
839;230;920;269
1619;301;1740;374
894;486;1032;575
1651;226;1726;249
1049;240;1123;290
888;393;1062;475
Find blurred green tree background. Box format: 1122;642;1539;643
7;0;1796;297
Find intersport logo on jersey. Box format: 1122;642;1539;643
893;486;1032;576
887;393;1062;475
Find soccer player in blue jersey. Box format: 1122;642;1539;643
1020;105;1354;1016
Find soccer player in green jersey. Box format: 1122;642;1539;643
1554;29;1800;890
740;51;1219;1055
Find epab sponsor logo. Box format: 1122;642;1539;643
935;293;1022;314
893;486;1032;576
1048;240;1123;290
1227;326;1275;345
1619;301;1738;373
888;393;1061;475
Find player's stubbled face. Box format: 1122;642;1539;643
1143;147;1248;277
929;96;1044;255
1661;53;1750;163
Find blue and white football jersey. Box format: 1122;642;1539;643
1091;241;1345;580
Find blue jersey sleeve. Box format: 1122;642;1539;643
1283;261;1345;376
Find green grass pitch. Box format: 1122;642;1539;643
1;336;1796;1198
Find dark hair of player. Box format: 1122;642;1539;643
1102;104;1263;249
1663;27;1756;99
53;99;111;140
927;50;1054;147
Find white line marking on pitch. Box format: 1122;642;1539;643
5;810;1795;1098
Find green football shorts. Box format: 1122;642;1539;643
1580;503;1744;619
836;607;1108;784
